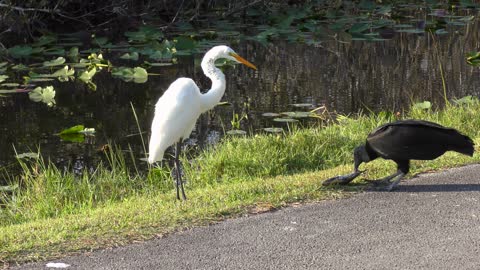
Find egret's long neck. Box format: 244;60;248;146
200;54;226;113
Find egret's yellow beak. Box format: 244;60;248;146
230;53;257;70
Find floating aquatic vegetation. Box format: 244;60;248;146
28;86;56;107
412;101;432;110
263;127;283;133
466;52;480;67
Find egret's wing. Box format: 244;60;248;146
148;78;201;162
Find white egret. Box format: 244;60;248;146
148;45;257;200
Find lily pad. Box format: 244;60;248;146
227;129;247;135
273;118;299;123
67;47;79;59
133;67;148;83
466;51;480;67
51;66;75;81
412;101;432;110
263;127;283;133
15;152;39;159
281;111;313;118
59;125;85;135
78;67;97;83
33;35;56;47
1;83;20;87
43;57;66;67
57;125;95;142
144;62;173;67
28;86;56;107
111;67;148;83
59;134;85;143
290;103;313;108
120;52;139;61
12;64;28;70
262;112;281;117
0;75;8;83
452;95;477;105
8;45;33;58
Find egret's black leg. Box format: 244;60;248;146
174;141;187;200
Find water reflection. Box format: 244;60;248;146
0;19;479;179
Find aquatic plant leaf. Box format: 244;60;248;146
175;36;196;50
1;83;19;87
0;89;21;93
58;125;95;142
93;37;108;46
43;57;66;67
460;0;478;8
59;125;85;135
120;52;139;61
396;28;425;34
376;5;392;15
28;78;55;82
15;152;39;159
125;26;163;42
359;0;376;10
263;128;283;133
8;45;33;58
43;47;65;56
67;47;79;59
33;35;56;47
262;112;281;117
281;111;313;118
0;62;7;68
412;101;432;110
12;64;28;70
28;86;56;107
466;52;480;67
79;128;96;135
60;133;85;143
457;15;475;21
78;67;97;83
452;95;477;105
290;103;313;108
111;67;133;80
133;67;148;83
111;67;148;83
226;130;247;135
52;66;75;81
144;62;173;67
273;118;299;123
349;23;370;33
0;75;8;83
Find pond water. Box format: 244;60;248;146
0;15;479;180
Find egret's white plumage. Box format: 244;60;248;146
147;45;257;199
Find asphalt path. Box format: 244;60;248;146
15;164;480;269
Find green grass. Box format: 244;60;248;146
2;101;480;264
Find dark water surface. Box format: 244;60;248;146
0;19;479;178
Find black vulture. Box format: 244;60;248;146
323;119;474;191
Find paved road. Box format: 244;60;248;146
16;164;480;269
